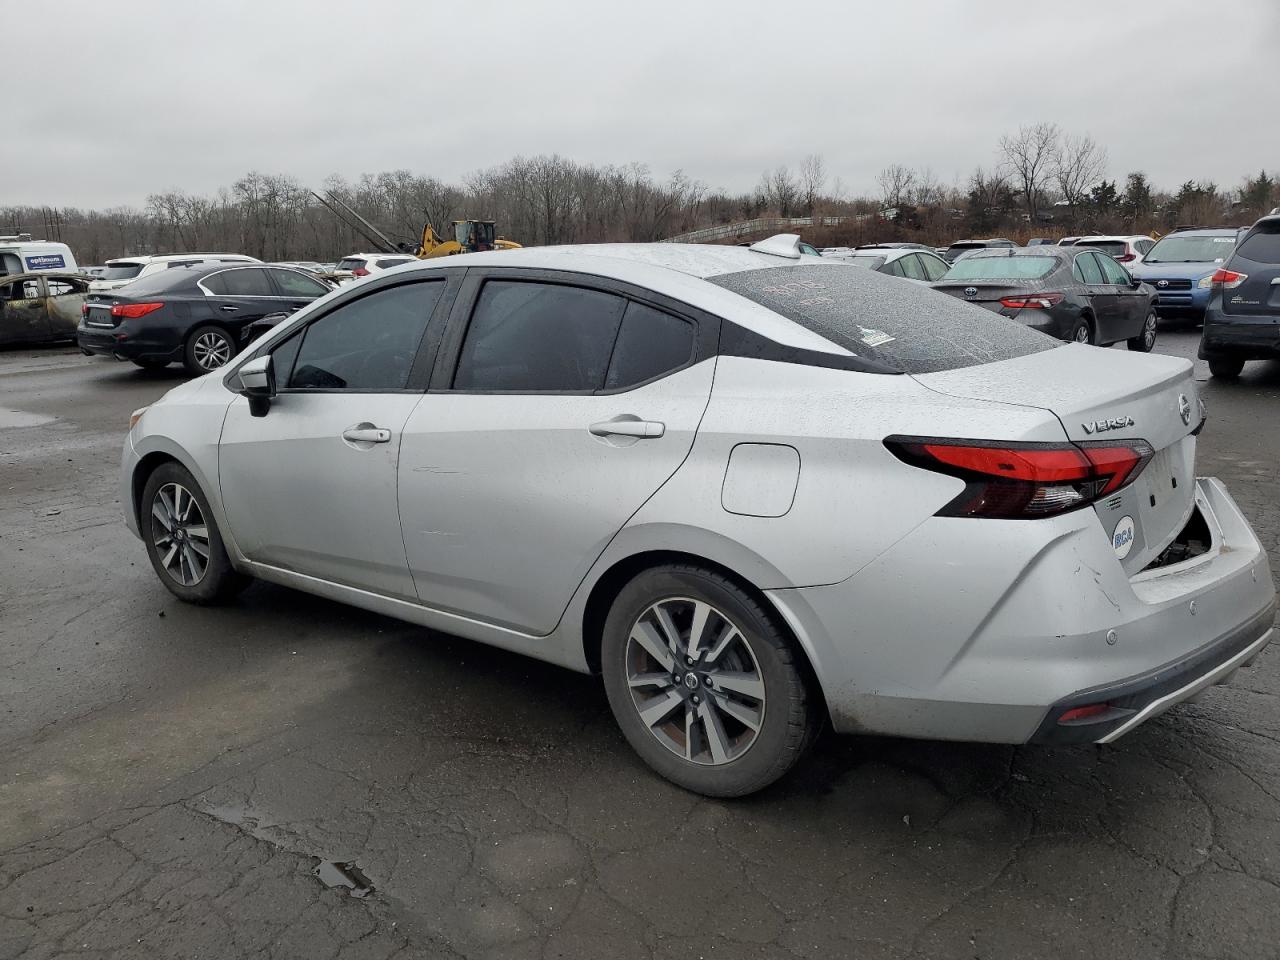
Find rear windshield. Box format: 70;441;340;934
942;255;1059;280
842;255;885;270
1078;240;1126;256
336;258;366;271
1233;224;1280;265
1143;235;1236;264
101;263;144;280
709;265;1059;374
101;267;201;296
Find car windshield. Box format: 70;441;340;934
1143;235;1237;263
1078;240;1126;256
709;265;1059;374
941;256;1059;281
101;263;144;280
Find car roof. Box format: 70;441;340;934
1076;235;1146;242
104;253;257;265
959;246;1070;258
1;271;86;282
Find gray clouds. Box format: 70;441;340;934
5;0;1279;207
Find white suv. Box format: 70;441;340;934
1071;235;1155;266
89;253;261;293
332;253;418;283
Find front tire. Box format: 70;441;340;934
184;325;237;376
600;564;818;797
1208;356;1245;379
1127;310;1158;352
140;462;247;604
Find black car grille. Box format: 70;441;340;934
1149;279;1192;291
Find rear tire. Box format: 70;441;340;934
1208;356;1245;380
600;564;818;797
140;462;248;604
1127;310;1158;352
184;325;237;376
1069;318;1093;345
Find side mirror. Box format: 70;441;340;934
237;354;275;418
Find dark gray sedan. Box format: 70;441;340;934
932;246;1159;350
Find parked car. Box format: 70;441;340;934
120;236;1274;797
1058;236;1082;247
830;246;950;281
0;236;78;277
0;271;91;345
933;246;1158;349
89;254;262;293
1073;235;1155;266
1199;213;1280;379
855;242;937;252
332;253;418;283
942;238;1016;262
1026;238;1054;246
1129;228;1241;323
78;262;331;374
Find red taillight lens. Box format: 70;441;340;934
1058;703;1112;724
352;267;370;277
999;293;1064;309
81;303;89;316
885;437;1154;519
110;302;164;319
1116;253;1136;263
1209;268;1247;289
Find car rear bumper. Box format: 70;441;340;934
1199;310;1280;359
767;477;1276;744
78;323;183;362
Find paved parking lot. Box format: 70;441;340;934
2;333;1279;960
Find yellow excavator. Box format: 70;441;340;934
313;191;521;260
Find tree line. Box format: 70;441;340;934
4;129;1277;264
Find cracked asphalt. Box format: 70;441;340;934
2;333;1279;960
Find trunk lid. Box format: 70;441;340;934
932;281;1028;306
913;345;1201;575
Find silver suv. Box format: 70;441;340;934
122;237;1275;796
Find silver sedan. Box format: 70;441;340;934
121;235;1275;796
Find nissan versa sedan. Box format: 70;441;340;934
121;236;1275;797
933;246;1159;349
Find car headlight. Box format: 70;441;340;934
129;406;149;430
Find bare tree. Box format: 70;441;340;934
999;122;1060;223
913;167;946;208
756;165;800;216
876;164;916;212
799;154;827;212
1053;133;1107;211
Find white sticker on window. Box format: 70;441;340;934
859;328;895;347
1212;237;1235;243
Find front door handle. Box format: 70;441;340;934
342;426;391;444
220;305;238;313
589;418;665;439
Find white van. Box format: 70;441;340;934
89;253;262;292
0;235;79;277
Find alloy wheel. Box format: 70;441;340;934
192;331;232;370
1143;312;1157;349
151;482;210;586
1074;324;1090;343
625;597;765;765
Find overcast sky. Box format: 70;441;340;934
6;0;1279;209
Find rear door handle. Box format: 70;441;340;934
589;418;665;439
220;305;238;313
342;426;391;444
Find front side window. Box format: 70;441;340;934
604;302;695;390
269;268;329;298
287;281;443;390
453;281;626;392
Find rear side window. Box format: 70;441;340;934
453;281;626;392
1073;253;1105;284
1097;255;1131;285
897;255;926;280
205;268;274;297
269;268;329;298
709;265;1058;374
605;302;695;390
919;255;949;281
1234;224;1280;264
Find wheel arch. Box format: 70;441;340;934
578;546;829;720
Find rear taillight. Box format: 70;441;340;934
1208;268;1247;289
81;303;89;316
999;293;1064;309
885;437;1154;519
352;267;370;277
1116;253;1136;263
110;302;164;319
